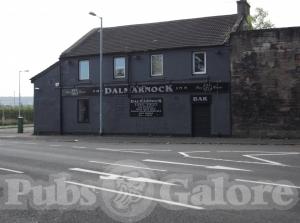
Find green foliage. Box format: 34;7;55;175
0;105;33;125
250;8;275;30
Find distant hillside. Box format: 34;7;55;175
0;97;33;106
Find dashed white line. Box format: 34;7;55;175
72;146;88;149
0;167;24;174
69;168;174;185
143;159;251;172
95;148;149;154
89;160;167;172
119;151;149;154
49;145;62;147
118;149;172;152
65;180;204;210
235;179;300;189
23;142;38;145
95;148;118;151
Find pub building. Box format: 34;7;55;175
31;1;251;136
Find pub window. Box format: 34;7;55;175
78;99;89;123
193;52;206;74
151;54;163;76
114;57;126;79
79;60;90;80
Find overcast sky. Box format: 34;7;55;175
0;0;299;97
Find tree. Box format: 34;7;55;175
248;8;275;30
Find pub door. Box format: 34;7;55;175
192;104;211;137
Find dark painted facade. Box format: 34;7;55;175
31;1;251;136
31;63;61;134
32;46;232;136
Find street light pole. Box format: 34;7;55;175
89;12;103;135
18;69;29;133
18;70;29;117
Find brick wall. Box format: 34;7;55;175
230;28;300;138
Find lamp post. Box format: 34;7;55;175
18;70;29;133
89;11;103;135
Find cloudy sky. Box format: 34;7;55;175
0;0;299;97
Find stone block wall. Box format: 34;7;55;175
230;27;300;138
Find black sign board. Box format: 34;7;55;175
130;98;163;117
192;95;211;104
104;82;229;96
62;87;100;97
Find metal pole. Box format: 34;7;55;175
17;70;28;133
99;17;103;135
18;71;21;117
89;12;103;135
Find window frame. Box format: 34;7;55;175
113;57;126;79
151;54;164;77
78;60;90;81
192;52;206;75
77;98;90;123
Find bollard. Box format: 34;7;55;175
17;117;24;133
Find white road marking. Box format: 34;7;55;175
95;148;119;151
89;160;167;172
23;142;37;145
49;145;62;147
179;152;267;165
235;179;300;189
118;151;149;154
179;151;300;166
216;150;279;153
143;159;251;172
0;167;24;174
72;146;88;149
117;149;172;152
65;180;204;210
95;148;149;154
69;168;175;185
243;154;284;166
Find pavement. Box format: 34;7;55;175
0;127;299;222
0;126;299;145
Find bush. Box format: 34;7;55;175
0;105;33;126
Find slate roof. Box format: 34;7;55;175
30;62;59;82
61;14;240;58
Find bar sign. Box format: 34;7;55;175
192;95;211;104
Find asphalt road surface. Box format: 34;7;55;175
0;137;299;223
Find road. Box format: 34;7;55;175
0;136;299;223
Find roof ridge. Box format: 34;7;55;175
102;14;238;30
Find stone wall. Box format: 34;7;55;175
230;27;300;138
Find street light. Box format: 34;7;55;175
18;70;29;133
89;11;103;135
18;70;29;117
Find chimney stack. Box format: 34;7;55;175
237;0;250;18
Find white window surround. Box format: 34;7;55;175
192;52;206;75
114;57;126;79
79;60;90;80
151;54;164;77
